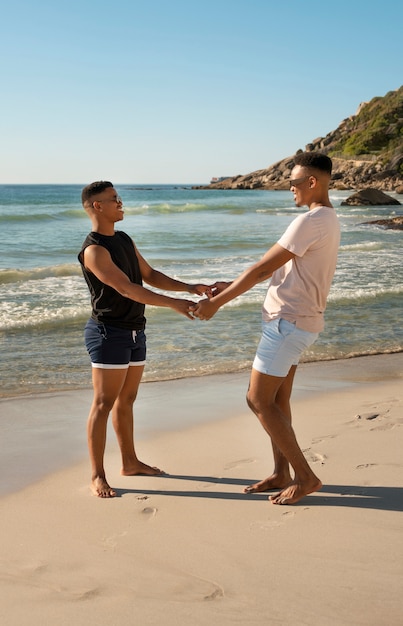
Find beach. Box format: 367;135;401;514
2;184;403;397
1;353;402;625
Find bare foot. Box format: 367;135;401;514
243;473;292;494
121;460;165;477
91;476;117;498
269;478;322;505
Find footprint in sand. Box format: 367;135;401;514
303;449;327;465
2;560;101;601
311;434;335;445
250;511;297;530
355;412;381;421
354;407;403;431
250;519;283;530
197;480;219;490
347;405;391;427
354;399;400;423
204;585;224;601
356;462;402;471
102;531;128;548
356;463;378;470
71;587;101;601
168;573;224;602
224;458;256;470
142;506;157;518
3;560;48;580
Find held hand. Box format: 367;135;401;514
192;297;219;321
188;283;211;297
208;281;232;298
172;298;197;319
187;282;231;299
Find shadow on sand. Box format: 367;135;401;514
113;474;403;511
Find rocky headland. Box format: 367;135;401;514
195;86;403;195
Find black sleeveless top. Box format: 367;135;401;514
78;230;146;330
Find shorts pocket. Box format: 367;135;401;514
278;318;296;337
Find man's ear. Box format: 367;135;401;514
309;176;317;188
92;200;102;212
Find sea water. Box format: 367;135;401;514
1;184;402;397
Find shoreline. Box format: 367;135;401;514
1;352;402;498
1;352;402;624
1;348;402;401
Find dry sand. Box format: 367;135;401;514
1;354;402;625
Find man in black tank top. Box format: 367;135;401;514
79;181;211;498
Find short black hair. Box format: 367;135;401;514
293;152;332;175
81;181;113;206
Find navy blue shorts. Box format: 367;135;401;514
84;319;146;369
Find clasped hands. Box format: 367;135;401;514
189;281;231;320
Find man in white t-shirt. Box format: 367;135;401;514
193;152;340;505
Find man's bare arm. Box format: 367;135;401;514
83;245;196;318
194;244;294;320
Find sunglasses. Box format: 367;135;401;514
289;176;310;188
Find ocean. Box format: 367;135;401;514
1;183;402;398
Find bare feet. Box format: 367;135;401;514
243;473;292;494
269;478;322;505
121;460;165;477
91;476;117;498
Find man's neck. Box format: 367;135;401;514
309;197;333;210
91;220;116;236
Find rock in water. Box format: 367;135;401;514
341;188;401;206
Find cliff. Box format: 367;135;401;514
197;86;403;193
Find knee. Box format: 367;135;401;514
246;389;261;415
246;389;277;418
115;389;138;409
92;393;116;415
125;389;139;405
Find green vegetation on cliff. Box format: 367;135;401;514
202;86;403;191
328;86;403;171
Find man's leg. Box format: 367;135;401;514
245;366;322;504
111;365;164;476
244;365;296;493
88;367;129;497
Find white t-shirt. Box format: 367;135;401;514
262;206;340;332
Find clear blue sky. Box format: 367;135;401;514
1;0;401;184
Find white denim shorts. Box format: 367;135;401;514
252;318;318;378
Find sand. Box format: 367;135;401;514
1;353;402;625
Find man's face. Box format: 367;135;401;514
94;187;124;221
289;166;312;207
